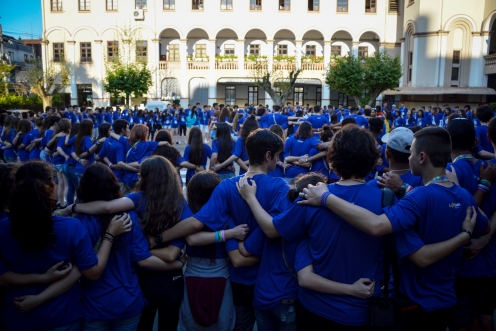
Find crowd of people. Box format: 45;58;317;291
0;100;496;331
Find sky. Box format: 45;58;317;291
1;0;43;39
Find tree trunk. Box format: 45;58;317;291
42;95;53;110
126;94;130;107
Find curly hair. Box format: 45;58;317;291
0;163;20;211
287;172;326;202
139;156;184;236
10;161;56;252
328;125;379;179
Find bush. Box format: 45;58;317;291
490;102;496;110
0;94;43;111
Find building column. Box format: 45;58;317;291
412;36;419;87
323;40;331;67
179;39;188;105
438;34;448;87
379;42;386;53
150;39;160;100
482;31;491;87
208;39;217;105
322;83;330;106
351;41;359;57
266;40;274;70
66;41;77;104
399;39;405;87
295;40;303;69
469;33;483;87
237;39;245;74
93;40;105;107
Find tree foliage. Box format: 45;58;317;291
0;61;17;95
102;25;153;105
325;50;402;106
17;57;71;109
249;58;302;105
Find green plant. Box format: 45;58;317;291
490;102;496;110
215;55;238;62
245;55;267;62
187;55;194;61
301;55;324;63
273;55;295;62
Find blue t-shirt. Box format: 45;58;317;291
28;128;41;160
273;184;384;326
0;214;97;330
124;141;159;184
384;184;488;311
98;138;126;182
212;139;235;174
475;126;494;154
308;147;329;178
181;144;212;182
194;174;290;285
78;213;150;321
232;138;249;175
283;136;321;178
75;136;95;175
3;128;17;158
260;113;288;130
306;114;330;132
52;136;70;165
368;171;423;199
244;227;305;311
18;132;31;162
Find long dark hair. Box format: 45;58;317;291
10;161;56;252
75;119;93;155
240;115;259;147
190;106;198;119
139;156;184;236
215;123;233;163
187;171;221;262
187;127;204;166
69;122;80;139
295;122;312;139
76;163;122;237
219;107;230;122
153;130;182;166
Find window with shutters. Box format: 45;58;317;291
106;0;117;10
308;0;319;11
388;0;398;13
107;41;119;62
169;44;180;61
277;44;288;55
250;44;260;55
195;44;207;58
163;0;175;10
331;46;342;56
192;0;203;10
53;43;64;62
365;0;376;13
79;0;90;11
451;50;461;86
358;46;368;59
279;0;290;11
306;45;316;56
80;42;92;63
250;0;261;10
51;0;62;11
337;0;348;12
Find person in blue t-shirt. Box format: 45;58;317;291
267;125;288;178
150;129;291;331
295;105;329;138
474;105;495;159
210;123;236;180
62;123;80;205
74;163;184;330
282;122;321;184
372;127;424;199
72;119;95;181
15;119;32;162
0;162;132;331
61;156;190;331
213;115;259;176
181;127;212;185
299;126;489;331
51;119;72;209
27;117;44;160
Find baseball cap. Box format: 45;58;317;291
381;127;414;154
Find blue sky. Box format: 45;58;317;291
1;0;42;39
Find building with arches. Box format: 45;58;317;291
41;0;496;107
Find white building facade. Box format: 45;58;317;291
41;0;496;108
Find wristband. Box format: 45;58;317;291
478;184;490;193
104;232;116;243
154;233;163;245
479;179;492;188
320;192;331;207
71;202;78;214
108;162;112;167
461;229;472;241
221;230;225;242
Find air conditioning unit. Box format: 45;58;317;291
133;9;144;20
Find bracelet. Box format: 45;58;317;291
477;184;490;193
479;179;492;188
320;192;331;207
221;230;225;242
215;231;221;243
104;232;116;243
96;140;101;146
71;202;78;214
108;162;112;167
460;229;472;241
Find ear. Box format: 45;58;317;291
264;150;272;162
419;151;427;165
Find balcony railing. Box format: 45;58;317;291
484;54;496;75
159;61;181;70
215;62;238;70
187;61;209;70
273;62;296;71
301;62;324;70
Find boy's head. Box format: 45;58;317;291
245;129;284;169
410;127;451;174
446;118;476;152
382;127;414;164
476;105;494;123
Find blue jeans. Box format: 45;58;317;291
82;314;141;331
50;320;81;331
63;164;78;204
255;302;297;331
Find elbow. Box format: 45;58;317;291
230;257;243;268
412;258;430;269
368;223;388;237
190;219;204;232
83;270;100;281
185;236;197;246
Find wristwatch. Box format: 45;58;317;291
398;182;409;197
154;234;163;245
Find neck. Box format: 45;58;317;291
388;161;410;173
245;164;267;177
421;167;447;185
451;150;472;161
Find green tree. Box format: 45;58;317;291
325;50;402;106
102;25;153;106
17;57;71;109
0;61;16;95
249;58;302;105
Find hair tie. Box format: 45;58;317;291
294;186;298;193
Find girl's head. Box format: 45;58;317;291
328;125;379;179
98;122;112;139
10;117;20;131
287;172;327;202
219;107;230;122
18;119;32;134
187;171;221;213
77;163;121;203
129;124;149;145
320;125;334;142
187;127;204;165
240;115;259;141
75;119;94;155
69;122;80;138
295;121;312;139
269;124;284;140
55;118;71;134
10;161;56;252
139;156;184;236
418;109;424;118
155;129;172;144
